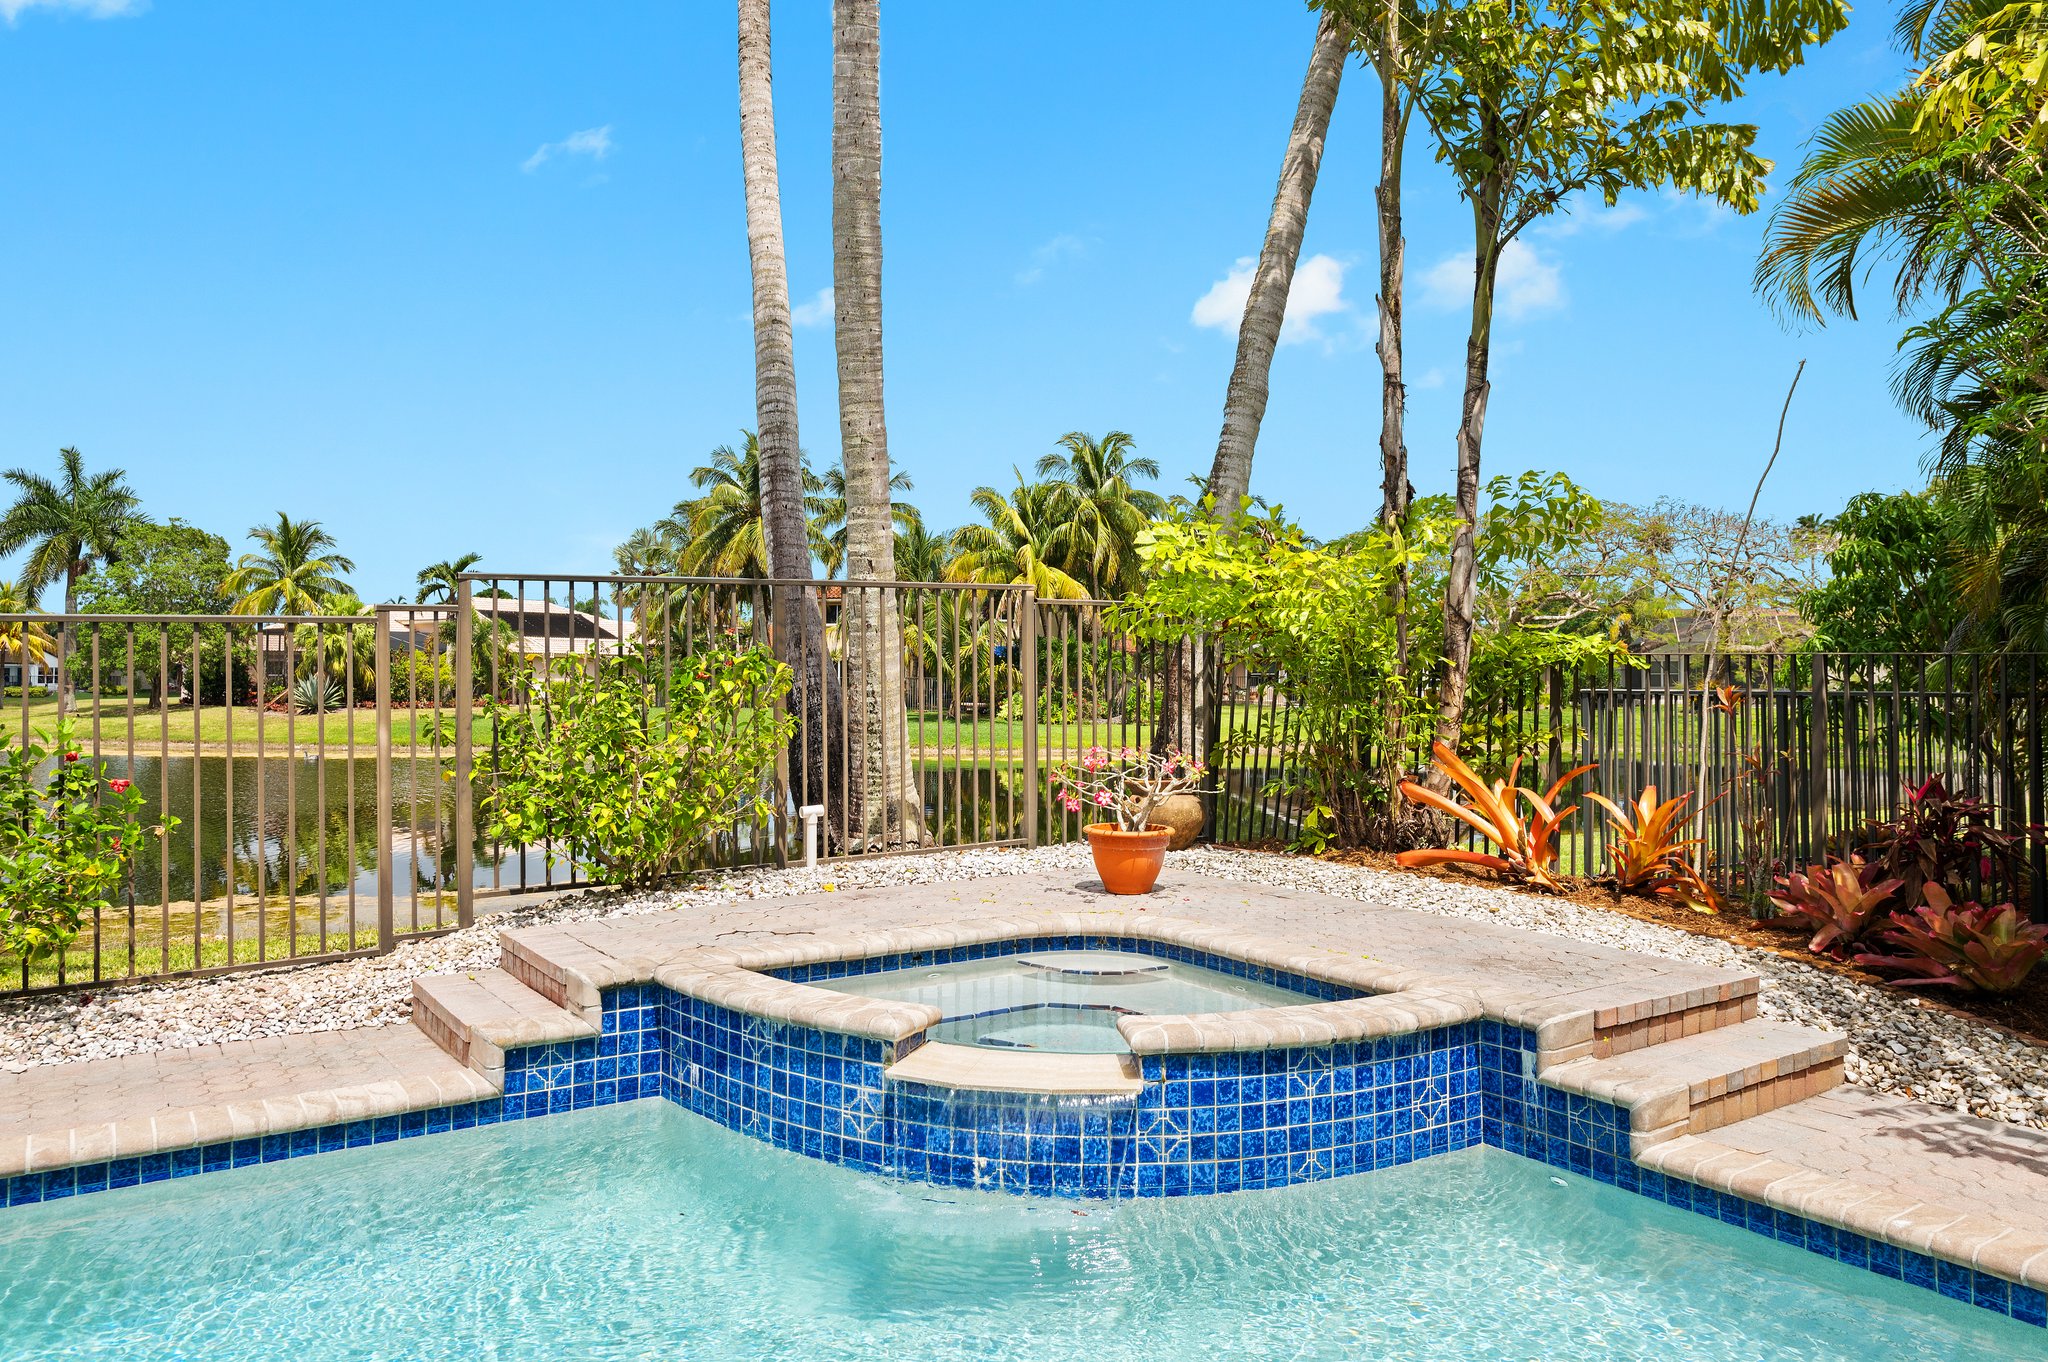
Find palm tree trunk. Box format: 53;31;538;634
739;0;840;833
1204;10;1348;513
1155;11;1346;787
1432;192;1506;785
832;0;923;849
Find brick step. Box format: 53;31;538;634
411;967;596;1087
1542;1018;1846;1154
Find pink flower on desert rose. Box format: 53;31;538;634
1062;795;1082;813
1093;790;1113;807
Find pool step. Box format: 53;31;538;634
412;967;595;1089
885;1041;1145;1096
1541;1018;1846;1155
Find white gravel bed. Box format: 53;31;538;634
3;844;2042;1131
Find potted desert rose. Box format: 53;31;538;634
1051;746;1206;894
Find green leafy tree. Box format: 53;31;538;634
1800;489;1960;652
0;446;145;712
1035;431;1167;598
478;647;795;886
1413;0;1849;773
223;513;356;615
75;518;236;705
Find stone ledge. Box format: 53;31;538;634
1641;1133;2048;1291
1118;988;1483;1055
885;1042;1144;1096
0;1066;497;1180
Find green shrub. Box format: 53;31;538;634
0;720;176;964
477;647;795;887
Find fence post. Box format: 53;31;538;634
1021;588;1039;848
453;583;475;929
1808;655;1830;860
375;608;395;954
1542;664;1561;788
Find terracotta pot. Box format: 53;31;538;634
1086;823;1172;895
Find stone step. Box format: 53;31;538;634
1542;1018;1846;1154
411;967;596;1086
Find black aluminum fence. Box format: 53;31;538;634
9;585;2044;999
1451;652;2048;918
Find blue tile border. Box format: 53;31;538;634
0;974;2038;1332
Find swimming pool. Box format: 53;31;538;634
810;948;1332;1052
0;1101;2032;1362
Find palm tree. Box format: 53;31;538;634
0;580;56;692
223;514;356;616
1205;11;1349;514
1035;430;1166;597
809;464;918;577
831;0;923;848
0;446;144;712
892;513;954;583
947;479;1090;600
415;552;483;604
668;433;829;578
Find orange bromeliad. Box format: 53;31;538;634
1394;741;1593;892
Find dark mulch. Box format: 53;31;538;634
1261;843;2048;1048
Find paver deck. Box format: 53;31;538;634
5;865;2048;1298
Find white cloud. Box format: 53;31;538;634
1190;252;1350;344
1016;233;1085;286
521;125;613;174
1;0;143;21
1421;240;1564;321
790;286;833;328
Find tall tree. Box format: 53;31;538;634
739;0;843;831
0;446;143;712
810;463;918;578
948;479;1092;600
1414;0;1847;776
1035;430;1167;598
832;0;923;847
668;433;829;578
415;552;483;605
1204;11;1349;513
223;513;356;616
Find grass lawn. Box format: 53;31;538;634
0;695;491;751
4;894;460;992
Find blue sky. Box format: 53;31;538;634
1;0;1923;603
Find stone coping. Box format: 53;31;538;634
1643;1133;2048;1293
885;1042;1145;1096
642;911;1469;1058
0;1066;496;1181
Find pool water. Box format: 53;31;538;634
0;1102;2032;1361
811;949;1326;1052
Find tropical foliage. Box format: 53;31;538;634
223;513;356;616
477;647;795;886
0;720;170;965
1394;742;1592;892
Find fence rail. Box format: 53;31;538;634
6;587;2044;999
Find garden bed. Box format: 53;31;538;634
1311;846;2048;1046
